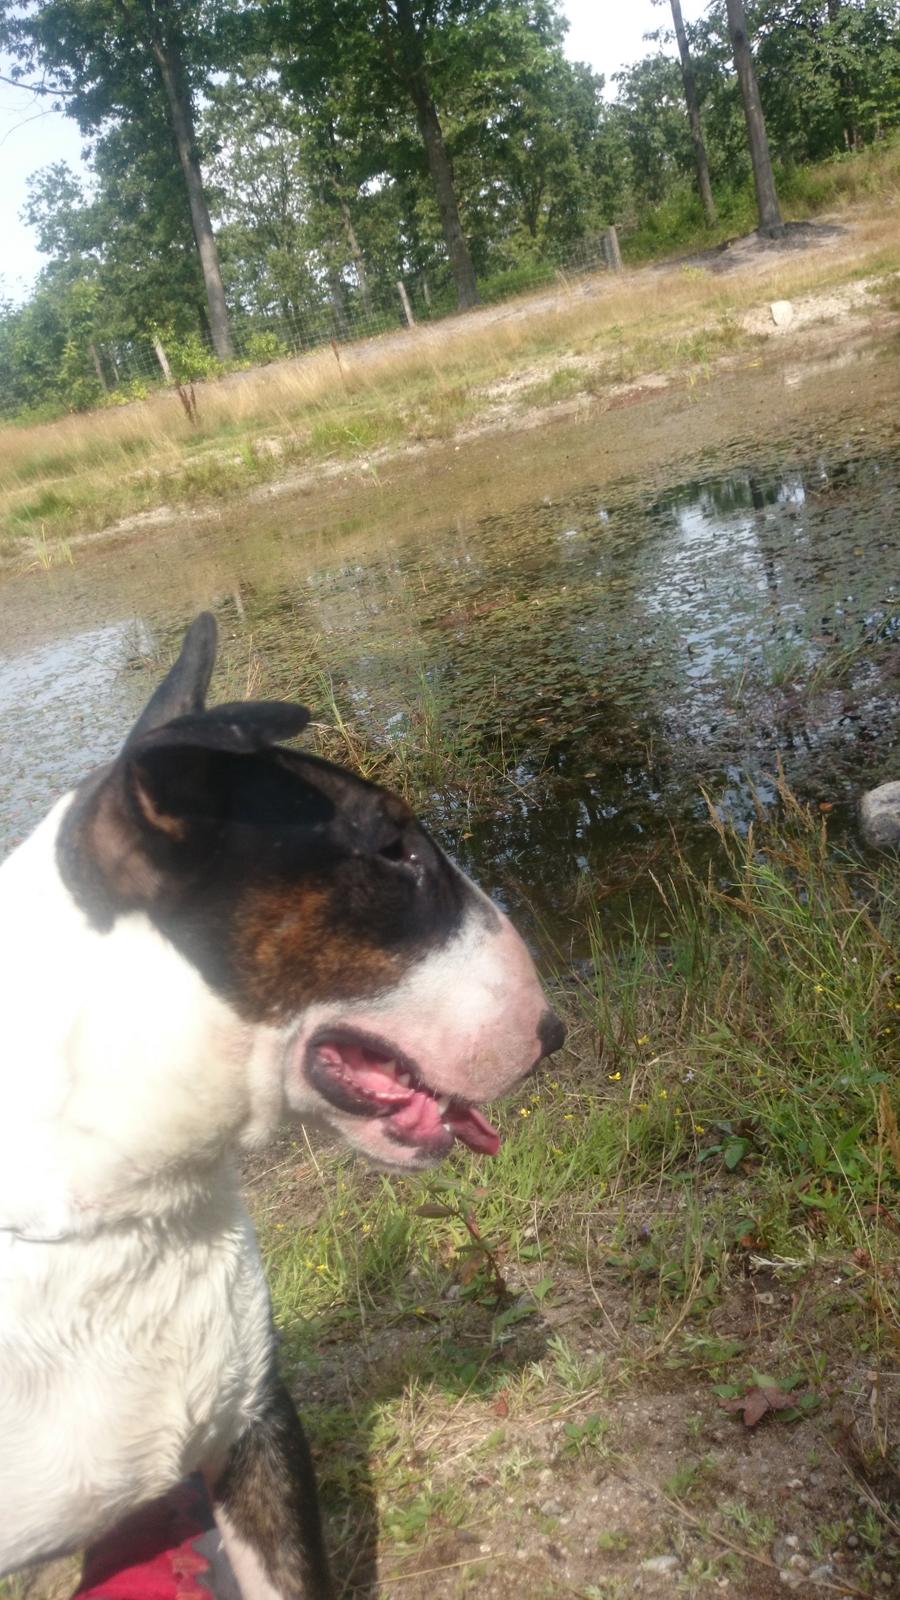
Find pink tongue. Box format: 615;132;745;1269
443;1105;502;1156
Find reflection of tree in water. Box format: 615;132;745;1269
135;452;899;940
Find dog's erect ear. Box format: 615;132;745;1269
125;612;219;749
124;703;312;840
59;620;314;919
131;702;311;760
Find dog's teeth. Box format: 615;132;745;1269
382;1062;397;1079
398;1072;412;1086
436;1095;450;1113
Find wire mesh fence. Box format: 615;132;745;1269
0;226;623;420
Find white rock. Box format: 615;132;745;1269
860;781;900;847
771;300;795;327
641;1555;680;1575
773;1534;801;1565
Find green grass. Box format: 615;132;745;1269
260;794;899;1366
623;137;900;264
239;791;899;1590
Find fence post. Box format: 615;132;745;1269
604;225;623;273
397;280;416;328
152;334;174;382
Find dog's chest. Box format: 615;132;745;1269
0;1188;274;1569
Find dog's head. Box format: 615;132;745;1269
57;614;563;1171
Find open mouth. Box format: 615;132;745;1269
305;1029;501;1155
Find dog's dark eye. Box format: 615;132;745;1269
378;836;423;881
380;837;415;864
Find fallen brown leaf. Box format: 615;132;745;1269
719;1386;798;1426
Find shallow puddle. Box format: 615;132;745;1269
2;367;898;946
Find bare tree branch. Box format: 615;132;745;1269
0;70;74;97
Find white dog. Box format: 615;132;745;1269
0;614;563;1599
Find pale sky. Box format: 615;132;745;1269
0;1;709;301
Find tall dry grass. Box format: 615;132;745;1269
1;197;898;552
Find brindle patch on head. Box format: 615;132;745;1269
230;881;411;1023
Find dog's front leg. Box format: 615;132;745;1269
207;1376;334;1600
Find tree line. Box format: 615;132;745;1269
1;0;898;417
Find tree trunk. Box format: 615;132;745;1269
670;0;717;225
149;34;235;360
825;0;857;152
410;89;478;309
89;341;109;393
725;0;784;238
389;0;479;310
338;198;372;313
327;262;350;339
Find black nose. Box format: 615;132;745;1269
537;1009;566;1059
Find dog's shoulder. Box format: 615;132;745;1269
0;1178;274;1568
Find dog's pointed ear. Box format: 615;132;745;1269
60;681;313;922
125;612;218;749
123;702;312;842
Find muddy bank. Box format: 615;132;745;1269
6;301;899;586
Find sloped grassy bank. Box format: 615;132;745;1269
252;794;899;1597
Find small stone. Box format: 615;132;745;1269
540;1499;563;1517
780;1572;806;1590
846;1534;859;1549
773;1535;801;1568
641;1555;680;1576
860;781;900;848
770;300;795;328
810;1565;835;1585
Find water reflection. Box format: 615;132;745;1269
1;451;897;940
0;618;153;850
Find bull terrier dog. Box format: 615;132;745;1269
0;613;563;1598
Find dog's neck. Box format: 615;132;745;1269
0;796;286;1240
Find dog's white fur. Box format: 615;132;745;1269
0;787;549;1574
